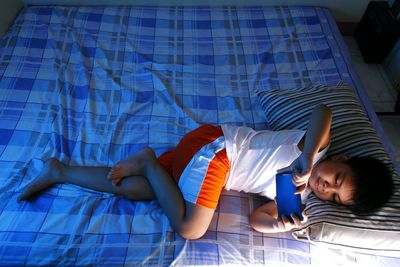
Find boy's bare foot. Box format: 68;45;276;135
107;147;156;184
18;158;65;203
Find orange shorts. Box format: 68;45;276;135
158;125;229;210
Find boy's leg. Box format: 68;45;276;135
18;158;155;202
137;148;216;240
18;148;216;239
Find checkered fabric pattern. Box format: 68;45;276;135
0;5;389;266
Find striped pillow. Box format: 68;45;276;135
256;84;400;255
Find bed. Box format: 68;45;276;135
0;4;399;266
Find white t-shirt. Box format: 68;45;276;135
221;125;329;201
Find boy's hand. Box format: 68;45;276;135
290;153;313;194
277;153;313;194
275;211;308;232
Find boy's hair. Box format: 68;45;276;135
345;156;394;214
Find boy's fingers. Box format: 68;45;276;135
293;168;302;178
281;215;292;228
292;176;300;184
302;211;308;222
292;172;309;184
293;166;311;179
276;218;285;230
295;184;307;194
292;178;304;186
291;213;302;227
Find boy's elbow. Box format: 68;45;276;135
315;104;332;121
316;104;331;114
249;211;278;233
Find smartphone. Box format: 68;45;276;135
275;172;303;221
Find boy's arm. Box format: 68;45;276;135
302;104;332;159
249;200;306;233
291;104;332;191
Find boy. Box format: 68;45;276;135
17;105;393;239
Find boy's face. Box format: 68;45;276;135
308;159;355;205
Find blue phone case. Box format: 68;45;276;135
275;172;303;221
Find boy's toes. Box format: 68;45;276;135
110;166;123;178
18;195;27;203
107;166;119;179
18;187;33;203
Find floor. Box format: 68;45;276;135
343;36;400;165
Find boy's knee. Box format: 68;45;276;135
119;178;153;200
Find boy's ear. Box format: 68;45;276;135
331;154;351;162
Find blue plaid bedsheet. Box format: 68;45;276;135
0;5;392;266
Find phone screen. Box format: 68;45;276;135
275;172;303;221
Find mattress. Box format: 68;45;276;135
0;5;398;266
